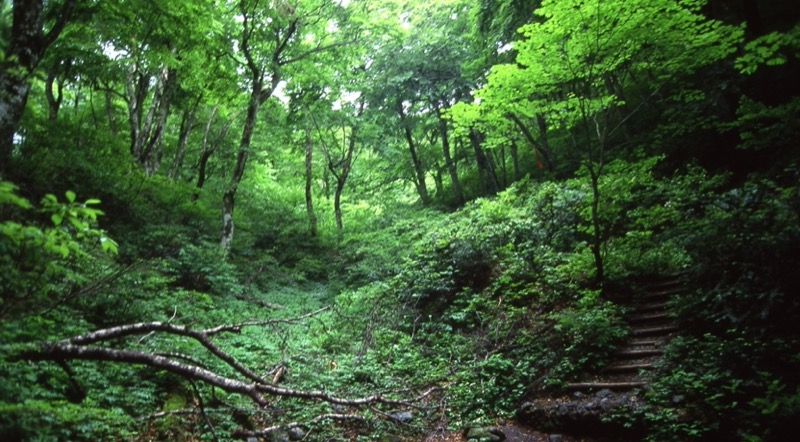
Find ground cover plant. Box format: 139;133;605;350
1;0;798;440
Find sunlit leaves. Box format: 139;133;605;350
736;24;800;75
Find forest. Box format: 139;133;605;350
1;0;798;441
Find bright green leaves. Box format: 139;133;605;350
736;24;800;75
462;0;744;138
1;182;118;316
0;181;32;209
39;190;116;256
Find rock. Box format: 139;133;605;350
595;388;614;399
389;410;413;424
548;435;563;442
584;402;596;410
573;391;584;399
487;426;506;440
287;427;304;441
464;425;506;441
270;431;289;442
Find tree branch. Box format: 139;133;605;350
10;306;439;421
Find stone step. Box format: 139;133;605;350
645;276;687;289
640;286;686;299
631;324;678;336
564;381;648;390
626;338;660;347
613;348;664;358
633;301;669;313
627;311;671;323
602;362;655;373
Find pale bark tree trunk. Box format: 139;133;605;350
0;0;75;176
44;60;71;121
221;78;263;256
127;65;176;176
194;106;242;196
435;105;463;205
332;130;356;243
168;98;201;180
220;5;297;256
397;101;429;205
104;89;118;136
305;126;318;237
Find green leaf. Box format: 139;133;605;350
65;190;76;203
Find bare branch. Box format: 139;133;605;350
13;343;271;406
11;305;438;414
236;413;367;439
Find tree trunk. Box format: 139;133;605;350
169;99;200;180
506;112;554;171
221;79;262;256
105;89;118;136
0;0;75;176
45;65;65;121
127;65;176;176
469;129;499;196
587;164;604;286
221;7;296;255
305;127;317;237
330;127;356;243
435;106;463;205
497;144;507;188
397;101;429;204
510;140;520;181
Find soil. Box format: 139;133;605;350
423;421;618;442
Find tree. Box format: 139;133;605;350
0;0;76;176
220;0;354;255
462;0;743;283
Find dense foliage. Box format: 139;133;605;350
1;0;798;441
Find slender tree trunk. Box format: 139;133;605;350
221;7;296;255
535;113;552;169
169;99;200;180
435;106;463;205
305;126;317;237
105;89;118;136
221;78;262;255
126;64;176;175
432;163;444;195
506;112;554;171
194;106;218;195
497;144;507;188
0;0;75;176
397;102;429;204
587;164;604;286
510;140;520;181
469;129;499;196
332;128;356;243
45;68;64;121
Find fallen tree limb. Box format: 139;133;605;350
10;306;440;419
233;413;367;439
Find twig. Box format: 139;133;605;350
237;413;366;439
189;379;219;442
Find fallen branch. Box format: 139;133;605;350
10;306;440;424
234;413;367;439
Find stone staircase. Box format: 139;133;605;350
564;275;684;391
517;274;688;437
